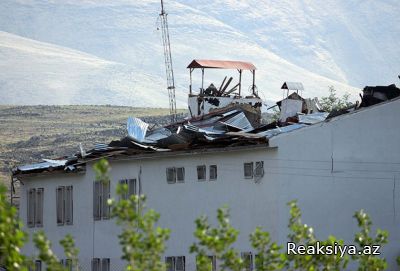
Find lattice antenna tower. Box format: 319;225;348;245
159;0;177;122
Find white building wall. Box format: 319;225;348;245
19;98;400;270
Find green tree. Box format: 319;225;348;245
0;184;28;271
249;227;285;271
285;200;349;270
320;86;352;112
94;158;170;271
190;207;243;271
33;232;79;271
352;210;388;270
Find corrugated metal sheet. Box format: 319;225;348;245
257;124;307;138
281;82;304;90
127;117;149;142
298;112;329;124
220;112;253;131
18;159;67;171
187;60;256;70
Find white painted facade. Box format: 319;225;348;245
19;98;400;270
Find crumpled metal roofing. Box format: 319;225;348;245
298;112;329;124
187;59;256;70
127;117;149;142
220;112;253;131
257;124;308;138
17;159;68;172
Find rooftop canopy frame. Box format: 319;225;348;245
187;59;257;96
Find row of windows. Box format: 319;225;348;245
27;178;138;227
91;258;110;271
27;161;264;227
28;186;73;228
29;259;75;271
166;161;264;183
30;253;260;271
166;252;257;271
93;179;138;220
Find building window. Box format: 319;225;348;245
196;255;216;271
209;165;217;181
60;259;72;271
101;258;110;271
244;162;254;179
197;165;206;181
119;179;137;199
176;167;185;182
254;161;264;178
91;258;109;271
166;167;185;183
56;186;73;226
93;180;110;220
166;256;185;271
30;260;41;271
167;167;176;184
27;188;44;228
241;252;253;271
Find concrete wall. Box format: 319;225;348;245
19;98;400;270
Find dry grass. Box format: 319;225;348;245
0;105;186;186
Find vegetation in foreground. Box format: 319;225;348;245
0;159;392;271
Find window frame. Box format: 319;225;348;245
244;162;254;179
197;165;206;181
166;167;177;184
35;260;42;271
65;186;73;225
93;180;110;221
56;186;65;225
209;165;217;181
176;167;185;183
166;256;185;271
241;252;253;271
254;161;264;178
27;188;44;228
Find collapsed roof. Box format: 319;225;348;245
12;83;400;177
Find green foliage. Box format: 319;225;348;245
286;200;349;270
33;231;65;271
249;227;285;271
108;180;170;271
93;158;110;183
0;184;28;271
190;207;243;271
320;86;352;112
33;232;80;271
59;234;80;271
353;210;388;270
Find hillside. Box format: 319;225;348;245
0;0;386;106
0;105;186;185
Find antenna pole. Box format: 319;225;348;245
159;0;177;122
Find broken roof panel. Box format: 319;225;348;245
257;123;307;138
220;112;253;131
187;60;256;70
298;112;329;124
127;117;149;142
17;159;68;172
281;82;304;91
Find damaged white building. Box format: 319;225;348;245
11;61;400;270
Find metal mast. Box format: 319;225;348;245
159;0;177;122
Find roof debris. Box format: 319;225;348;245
12;83;400;177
